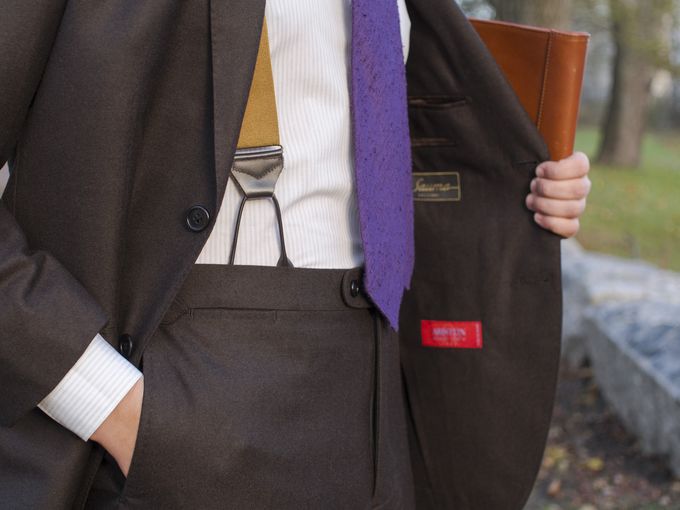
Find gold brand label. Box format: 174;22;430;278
412;172;461;202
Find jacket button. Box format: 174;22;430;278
350;279;361;297
185;205;210;232
118;334;133;359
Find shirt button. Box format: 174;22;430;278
185;205;210;232
350;279;361;297
118;334;133;359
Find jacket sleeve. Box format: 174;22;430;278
0;0;110;427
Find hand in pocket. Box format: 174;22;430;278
90;378;144;477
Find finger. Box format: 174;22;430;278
534;213;580;238
526;194;586;219
531;176;592;200
536;152;590;181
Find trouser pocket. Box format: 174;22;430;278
117;307;376;510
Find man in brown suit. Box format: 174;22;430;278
1;0;590;508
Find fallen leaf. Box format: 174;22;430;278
547;478;562;497
584;457;605;472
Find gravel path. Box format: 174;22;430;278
526;362;680;510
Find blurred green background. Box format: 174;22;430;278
574;128;680;271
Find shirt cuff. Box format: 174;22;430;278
37;333;143;441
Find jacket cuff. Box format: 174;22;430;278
38;333;143;441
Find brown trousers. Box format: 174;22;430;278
84;264;415;509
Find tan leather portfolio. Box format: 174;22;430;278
470;18;590;161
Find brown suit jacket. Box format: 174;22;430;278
0;0;561;508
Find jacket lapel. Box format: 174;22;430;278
209;0;267;210
117;0;268;367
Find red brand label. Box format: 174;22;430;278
420;321;483;349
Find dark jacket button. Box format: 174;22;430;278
185;205;210;232
118;334;133;359
350;279;361;297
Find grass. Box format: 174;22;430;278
573;127;680;271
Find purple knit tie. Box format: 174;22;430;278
350;0;415;330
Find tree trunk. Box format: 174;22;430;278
488;0;573;29
596;22;654;166
597;0;673;167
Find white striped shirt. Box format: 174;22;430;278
38;0;411;441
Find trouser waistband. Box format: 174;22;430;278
163;263;374;318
